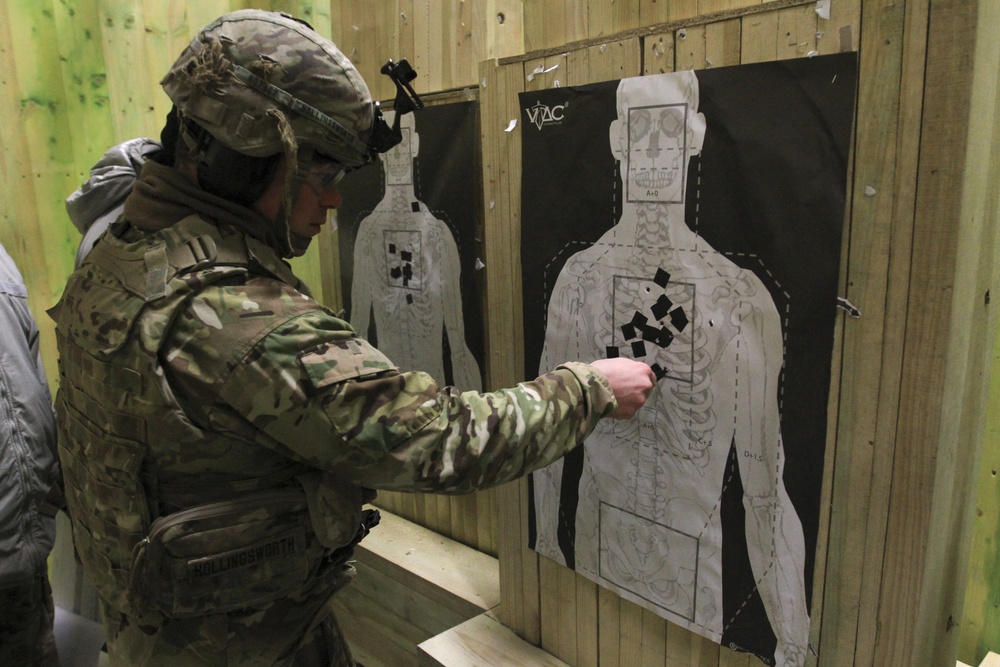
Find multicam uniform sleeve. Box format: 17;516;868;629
174;287;617;493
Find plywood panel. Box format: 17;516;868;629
818;0;919;662
475;0;524;64
3;0;78;388
958;66;1000;666
644;31;676;75
673;18;741;71
586;0;641;41
875;0;1000;663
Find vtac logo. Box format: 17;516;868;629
525;100;568;130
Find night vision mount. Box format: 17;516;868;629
368;58;425;158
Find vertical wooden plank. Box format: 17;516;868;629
0;1;45;374
643;31;676;75
669;626;721;667
452;0;476;92
816;0;859;56
539;0;568;53
141;1;178;126
699;0;758;14
329;0;344;45
472;0;526;63
267;0;333;34
586;0;641;40
599;585;622;667
557;566;579;665
3;0;78;384
959;306;1000;665
739;10;778;64
564;0;589;45
340;0;393;101
538;554;561;655
476;488;495;556
576;573;599;667
875;1;1000;664
704;19;742;68
819;1;924;665
640;608;667;667
397;0;414;66
521;0;545;53
958;46;1000;661
435;493;451;536
186;0;236;35
481;54;535;639
717;645;753;666
460;491;476;548
475;0;524;63
675;25;706;71
774;4;817;60
99;0;159;139
619;598;644;667
588;38;642;84
806;109;857;667
426;0;446;92
474;489;489;555
804;6;860;664
643;0;699;24
53;0;115;173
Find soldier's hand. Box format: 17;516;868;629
589;358;656;419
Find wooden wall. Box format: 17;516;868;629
336;0;1000;665
3;0;999;665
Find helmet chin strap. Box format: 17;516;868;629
281;145;320;257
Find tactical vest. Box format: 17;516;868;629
51;216;371;618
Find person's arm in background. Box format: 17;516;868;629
0;243;60;586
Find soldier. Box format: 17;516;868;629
50;10;654;667
0;241;62;666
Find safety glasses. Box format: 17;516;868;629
305;154;347;193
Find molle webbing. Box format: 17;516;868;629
151;465;310;513
57;356;150;612
86;221;251;301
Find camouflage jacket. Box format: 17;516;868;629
52;159;615;665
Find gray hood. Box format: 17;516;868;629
65;138;162;266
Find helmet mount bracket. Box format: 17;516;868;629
367;58;424;158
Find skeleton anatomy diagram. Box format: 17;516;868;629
349;110;483;391
525;56;856;666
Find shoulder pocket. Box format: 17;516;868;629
299;338;397;391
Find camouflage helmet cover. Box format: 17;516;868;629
161;9;374;168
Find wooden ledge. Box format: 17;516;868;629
357;507;500;618
418;612;569;667
333;508;500;667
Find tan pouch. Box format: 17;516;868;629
130;488;319;618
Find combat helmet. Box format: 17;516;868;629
160;9;421;257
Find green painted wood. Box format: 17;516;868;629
960;320;1000;665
